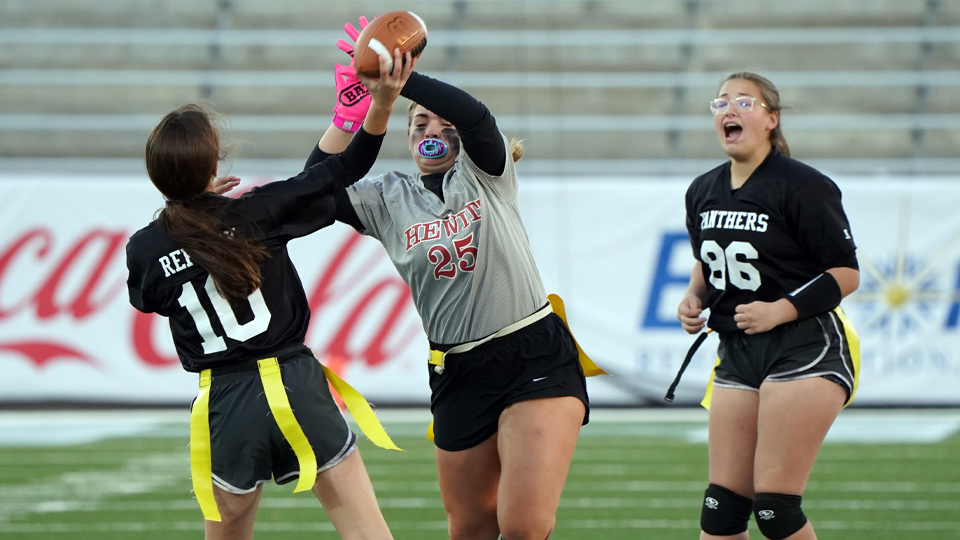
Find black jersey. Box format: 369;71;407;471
685;149;857;333
126;165;340;373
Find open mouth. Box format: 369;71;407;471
723;122;743;142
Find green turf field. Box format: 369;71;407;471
0;411;958;539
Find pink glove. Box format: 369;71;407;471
337;16;370;57
332;16;372;132
333;62;370;132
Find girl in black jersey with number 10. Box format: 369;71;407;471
126;52;413;540
677;73;861;540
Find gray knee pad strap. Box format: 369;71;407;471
700;483;753;536
753;492;808;540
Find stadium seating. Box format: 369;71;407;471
0;0;958;176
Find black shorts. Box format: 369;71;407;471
203;347;357;494
428;313;590;452
714;310;857;403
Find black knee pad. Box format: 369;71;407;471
700;483;753;536
753;492;808;540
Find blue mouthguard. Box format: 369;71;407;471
417;138;448;159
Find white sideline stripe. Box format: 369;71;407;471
3;113;960;132
3;69;960;89
560;480;960;493
0;451;188;522
564;519;960;531
3;519;960;533
1;27;959;46
1;409;958;446
15;497;960;514
362;480;960;493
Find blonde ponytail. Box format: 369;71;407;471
509;138;525;162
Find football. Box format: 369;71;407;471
353;11;428;77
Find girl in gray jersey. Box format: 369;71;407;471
306;21;592;540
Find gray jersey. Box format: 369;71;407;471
347;135;546;344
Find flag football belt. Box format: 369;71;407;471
691;307;861;411
426;294;607;441
428;303;553;375
190;346;400;522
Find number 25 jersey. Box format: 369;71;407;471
685;149;858;333
346;134;546;345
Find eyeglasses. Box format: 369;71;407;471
710;96;768;116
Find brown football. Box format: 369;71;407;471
353;11;427;77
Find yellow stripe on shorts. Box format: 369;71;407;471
257;357;318;493
189;369;221;522
322;365;401;451
833;306;861;407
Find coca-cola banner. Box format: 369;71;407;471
1;176;958;405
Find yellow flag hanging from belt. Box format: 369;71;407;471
548;294;608;377
189;356;401;522
189;369;221;522
427;295;607;441
258;358;319;493
322;365;401;451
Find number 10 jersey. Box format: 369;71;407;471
126;164;340;372
685;149;858;333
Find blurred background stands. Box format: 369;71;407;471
0;0;958;178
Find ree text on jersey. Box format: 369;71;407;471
700;210;769;232
159;249;194;277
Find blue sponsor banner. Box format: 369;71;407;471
518;178;960;406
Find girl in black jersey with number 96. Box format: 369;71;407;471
677;73;861;540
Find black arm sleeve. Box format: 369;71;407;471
334;188;364;230
304;141;329;171
401;72;507;176
332;127;383;189
302;131;374;230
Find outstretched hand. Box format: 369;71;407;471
337;16;370;58
212;175;240;195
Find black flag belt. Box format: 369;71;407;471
664;329;714;403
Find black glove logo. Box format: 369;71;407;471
338;81;369;107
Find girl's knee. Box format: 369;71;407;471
447;504;498;539
498;512;555;540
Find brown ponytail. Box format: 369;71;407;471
722;72;790;157
146;104;268;303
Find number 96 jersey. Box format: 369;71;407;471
685;150;858;333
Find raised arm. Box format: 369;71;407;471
305;50;413;228
401;72;507;176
